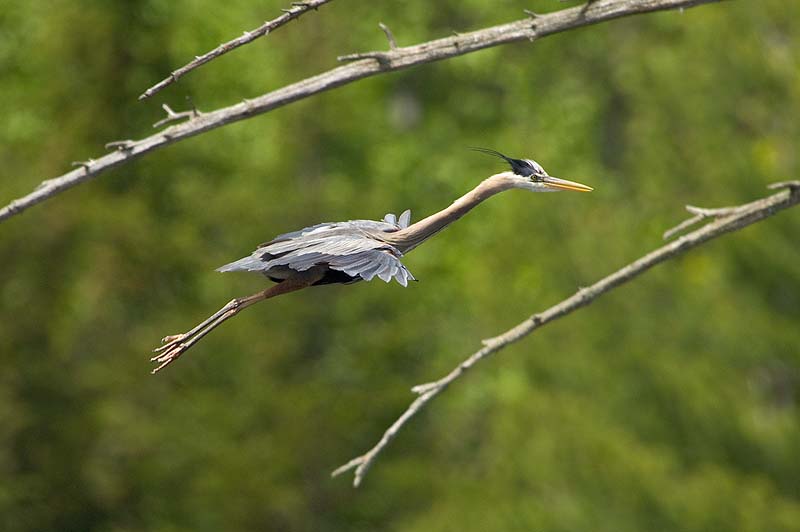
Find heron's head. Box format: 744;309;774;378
470;147;593;193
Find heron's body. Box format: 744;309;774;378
151;149;593;373
217;212;416;286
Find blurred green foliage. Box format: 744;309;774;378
1;1;798;530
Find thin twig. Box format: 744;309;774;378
767;180;800;191
139;0;335;100
0;0;727;224
104;140;137;151
152;103;201;128
378;22;398;49
332;182;800;487
70;159;95;171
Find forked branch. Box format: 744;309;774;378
139;0;335;100
332;181;800;487
663;181;800;239
0;0;726;224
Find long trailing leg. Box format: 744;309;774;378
151;268;324;374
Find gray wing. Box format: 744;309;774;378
217;219;416;287
266;209;410;244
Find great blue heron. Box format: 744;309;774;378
151;149;593;373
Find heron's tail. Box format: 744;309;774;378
216;254;264;272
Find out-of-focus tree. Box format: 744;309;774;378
0;1;798;531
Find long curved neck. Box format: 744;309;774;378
385;174;514;253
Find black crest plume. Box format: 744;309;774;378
469;147;535;177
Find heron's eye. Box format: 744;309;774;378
525;160;547;180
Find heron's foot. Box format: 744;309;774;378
151;340;190;374
150;304;240;374
151;329;203;373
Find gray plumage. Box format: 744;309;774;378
216;209;416;287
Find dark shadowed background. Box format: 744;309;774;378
1;1;798;530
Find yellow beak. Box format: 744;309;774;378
542;175;594;192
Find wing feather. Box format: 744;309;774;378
398;209;412;229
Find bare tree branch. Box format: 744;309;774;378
332;182;800;487
0;0;726;224
138;0;335;101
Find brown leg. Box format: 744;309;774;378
151;268;324;374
